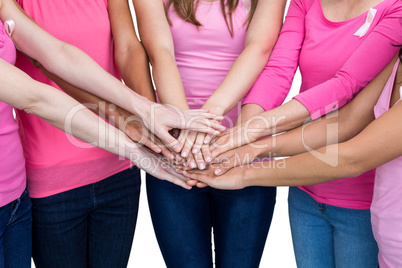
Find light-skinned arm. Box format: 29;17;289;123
183;55;399;188
1;0;224;152
188;0;287;169
0;58;191;189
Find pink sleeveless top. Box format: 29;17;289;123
0;21;26;207
167;0;250;128
15;0;130;198
372;58;402;268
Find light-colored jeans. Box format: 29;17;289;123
288;187;378;268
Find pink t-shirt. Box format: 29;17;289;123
372;58;402;268
167;0;249;128
244;0;402;209
15;0;130;198
0;21;26;207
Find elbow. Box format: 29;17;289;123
339;148;367;178
245;39;275;63
146;46;174;67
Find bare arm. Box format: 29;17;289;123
0;0;224;152
184;98;402;189
109;0;156;101
208;55;396;174
0;58;191;189
133;0;188;110
201;0;286;116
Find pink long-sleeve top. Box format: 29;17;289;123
372;58;402;268
0;21;26;207
15;0;130;198
167;0;249;128
244;0;402;209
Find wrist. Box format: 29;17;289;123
242;165;256;187
202;101;226;116
131;95;152;122
243;118;268;143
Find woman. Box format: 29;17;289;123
195;0;402;266
133;0;286;266
0;0;223;266
185;51;402;267
14;0;222;267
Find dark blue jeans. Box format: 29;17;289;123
146;174;276;268
0;189;32;268
31;167;141;268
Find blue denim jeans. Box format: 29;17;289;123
146;174;276;268
31;167;141;268
288;187;378;268
0;189;32;268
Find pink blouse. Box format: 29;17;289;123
371;58;402;267
244;0;402;209
167;0;249;128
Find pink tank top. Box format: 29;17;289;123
15;0;130;198
167;0;249;128
0;21;26;207
371;58;402;268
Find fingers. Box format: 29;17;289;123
196;182;208;188
157;129;182;153
192;132;206;154
186;152;197;170
182;170;212;185
193;151;206;170
163;174;192;190
201;145;212;164
183;119;226;135
141;138;162;154
180;131;197;158
153;136;175;161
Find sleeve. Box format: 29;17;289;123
294;3;402;120
242;0;307;111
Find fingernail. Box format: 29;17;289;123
214;131;220;135
176;154;182;161
190;162;196;169
204;138;210;144
214;168;222;175
205;156;211;162
173;143;181;152
181;151;188;157
192;148;199;154
199;163;205;170
168;153;174;160
215;116;224;120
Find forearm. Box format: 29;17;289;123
244;99;310;141
38;66;139;128
244;144;355;187
150;51;189;110
202;43;273;115
249;56;397;157
116;43;156;102
0;60;136;158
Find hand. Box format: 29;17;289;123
182;165;249;190
177;130;211;170
210;117;265;159
127;144;191;190
211;144;260;175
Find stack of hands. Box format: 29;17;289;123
120;105;266;190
